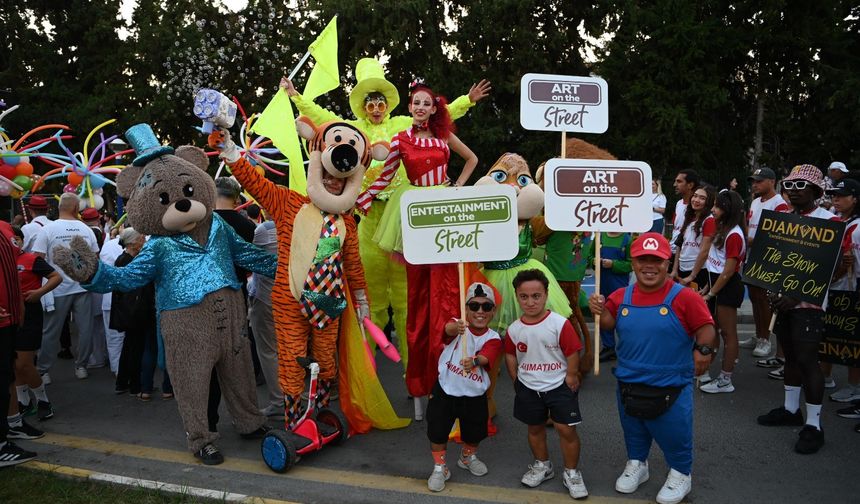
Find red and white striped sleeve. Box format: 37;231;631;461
355;137;401;212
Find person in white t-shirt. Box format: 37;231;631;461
699;191;747;394
670;169;700;256
744;167;790;359
671;185;716;290
31;193;100;382
20;196;51;253
651;179;667;234
425;282;502;492
505;269;587;499
98;233;125;375
821;179;860;410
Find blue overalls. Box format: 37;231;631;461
600;234;631;351
614;282;694;475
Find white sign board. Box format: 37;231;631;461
544;159;653;232
520;73;609;133
400;185;519;265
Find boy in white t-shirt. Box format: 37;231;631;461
426;282;502;492
505;269;588;500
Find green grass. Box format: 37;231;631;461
0;467;223;503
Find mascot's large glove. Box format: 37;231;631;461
52;236;99;284
207;130;241;164
354;288;370;322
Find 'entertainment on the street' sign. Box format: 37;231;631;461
520;73;609;133
543;159;653;232
742;209;845;306
400;185;519;265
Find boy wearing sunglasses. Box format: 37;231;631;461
505;269;588;499
426;282;501;492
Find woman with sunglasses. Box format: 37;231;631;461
672;185;716;293
356;80;480;420
282;60;490;374
699;190;747;393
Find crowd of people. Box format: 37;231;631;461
0;57;855;504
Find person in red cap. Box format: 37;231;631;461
589;232;715;504
21;196;50;253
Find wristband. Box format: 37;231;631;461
472;357;480;368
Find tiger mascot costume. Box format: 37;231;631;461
209;118;391;428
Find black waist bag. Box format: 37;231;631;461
619;381;684;419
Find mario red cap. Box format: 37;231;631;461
630;232;671;260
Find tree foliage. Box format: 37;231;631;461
1;0;858;191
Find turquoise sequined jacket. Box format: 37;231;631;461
84;213;277;312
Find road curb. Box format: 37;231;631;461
21;460;300;504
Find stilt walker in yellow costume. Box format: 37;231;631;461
282;59;490;369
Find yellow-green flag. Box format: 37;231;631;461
303;16;339;101
252;90;307;195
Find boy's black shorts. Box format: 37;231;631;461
514;379;582;426
15;302;43;352
426;381;489;445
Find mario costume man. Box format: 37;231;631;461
282;58;490;368
589;232;715;504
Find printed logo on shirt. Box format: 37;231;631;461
520;362;564;372
517;342;528;352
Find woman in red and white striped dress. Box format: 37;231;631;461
356;80;478;419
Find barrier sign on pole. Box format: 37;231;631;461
400;185;519;265
543;159;653;232
520;73;609;133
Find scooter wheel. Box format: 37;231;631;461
261;430;297;473
317;407;350;444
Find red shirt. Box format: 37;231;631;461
605;280;714;337
0;221;22;327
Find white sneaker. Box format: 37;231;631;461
752;339;772;357
695;373;712;384
563;468;588;499
615;459;649;493
738;336;756;349
823;377;837;389
656;469;691;504
700;375;734;394
39;373;51;385
830;384;860;403
521;460;554;487
457;453;488;476
427;464;450;492
74;367;88;380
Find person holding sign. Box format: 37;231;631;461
699;191;747;393
821;179;860;404
355;80;479;417
757;164;837;454
505;269;588;500
425;283;502;492
588;232;715;504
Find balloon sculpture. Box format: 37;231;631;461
0;105;71;200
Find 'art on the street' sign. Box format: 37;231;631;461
520;73;609;133
400;185;519;265
544;159;653;232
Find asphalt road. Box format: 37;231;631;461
3;320;858;504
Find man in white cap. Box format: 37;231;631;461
281;59;490;374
